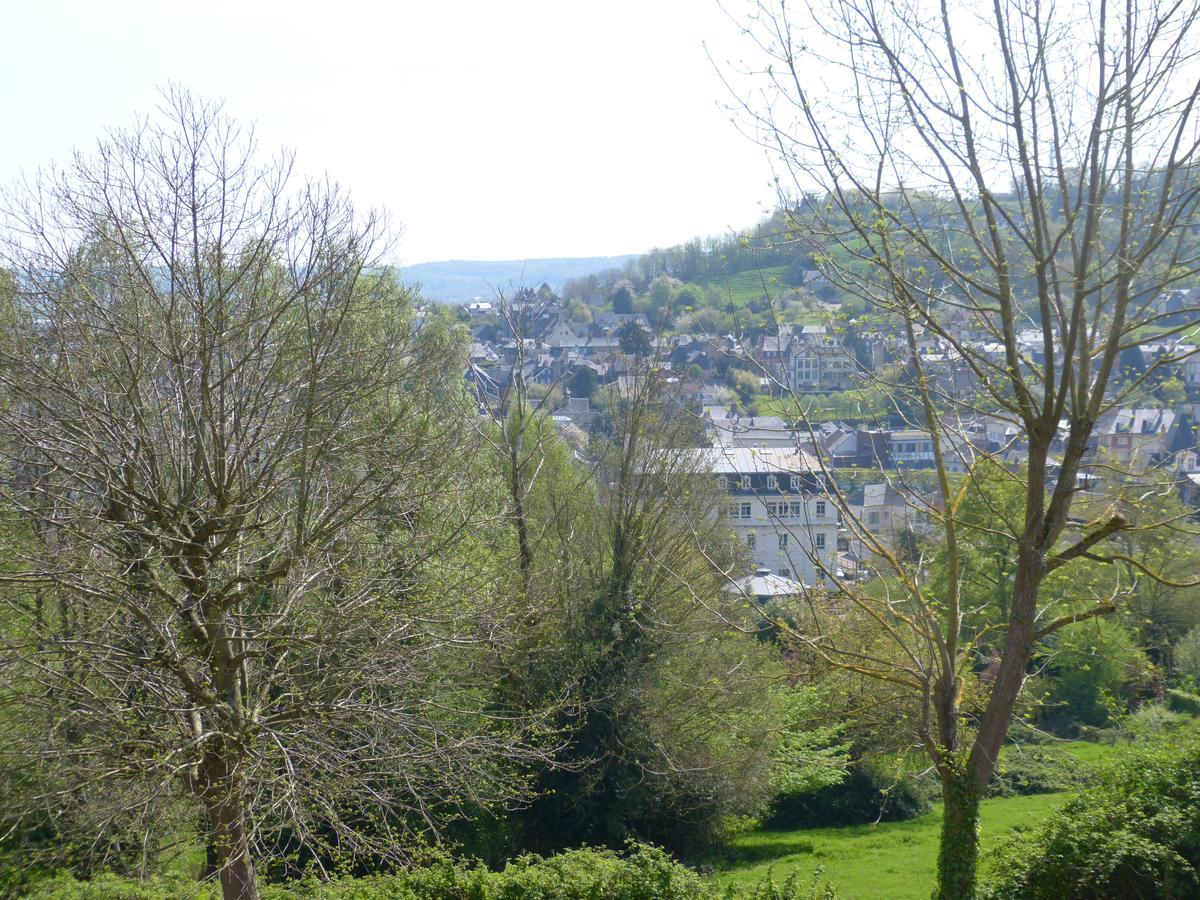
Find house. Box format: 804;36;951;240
592;312;650;335
699;446;839;586
917;346;978;396
1094;407;1177;466
852;483;933;542
757;325;858;394
544;321;592;351
557;396;596;429
824;427;891;468
468;342;499;365
1140;340;1200;399
887;429;936;467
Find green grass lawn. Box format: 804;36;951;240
1053;738;1123;765
699;266;797;307
710;792;1066;899
711;740;1128;898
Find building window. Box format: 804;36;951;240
790;501;804;517
815;533;826;549
790;475;802;492
765;502;778;516
741;502;752;518
717;476;729;492
779;568;791;578
816;500;826;517
766;474;779;490
868;511;880;525
747;533;756;549
779;533;789;548
738;475;751;490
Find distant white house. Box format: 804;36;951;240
693;447;839;586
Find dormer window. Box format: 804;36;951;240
766;475;779;490
717;475;729;492
790;475;802;492
738;475;751;490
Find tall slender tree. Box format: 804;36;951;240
729;1;1200;895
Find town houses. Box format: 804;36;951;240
460;284;1200;591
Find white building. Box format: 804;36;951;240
702;447;839;586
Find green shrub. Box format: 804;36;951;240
1174;625;1200;684
989;746;1089;797
766;761;935;828
1036;619;1150;734
19;872;218;900
727;868;840;899
21;844;841;899
982;737;1200;899
1128;701;1187;732
1167;688;1200;717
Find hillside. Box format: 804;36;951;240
401;255;636;303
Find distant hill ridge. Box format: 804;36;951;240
401;255;637;303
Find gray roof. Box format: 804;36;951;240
1099;407;1177;435
724;567;806;599
700;446;822;475
760;335;790;353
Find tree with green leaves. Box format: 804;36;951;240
512;354;806;857
0;90;547;900
732;0;1200;894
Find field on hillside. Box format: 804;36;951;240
699;266;798;307
710;792;1066;899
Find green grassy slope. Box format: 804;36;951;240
711;792;1066;899
699;265;798;307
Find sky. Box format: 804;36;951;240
0;0;778;265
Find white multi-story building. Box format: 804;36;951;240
703;447;839;586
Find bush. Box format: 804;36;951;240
982;737;1200;899
1175;625;1200;684
766;761;935;829
21;844;841;900
989;746;1089;797
1037;619;1150;734
1125;701;1193;738
19;872;218;900
1167;688;1200;717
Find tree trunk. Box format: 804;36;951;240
197;742;259;900
936;769;981;900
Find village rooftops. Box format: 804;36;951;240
1098;406;1176;435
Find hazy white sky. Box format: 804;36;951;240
0;0;777;264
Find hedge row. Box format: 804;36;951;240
22;844;836;900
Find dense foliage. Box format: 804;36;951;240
22;844;839;900
766;762;935;829
983;738;1200;899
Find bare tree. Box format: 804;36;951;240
727;0;1200;895
0;90;545;899
473;287;577;598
